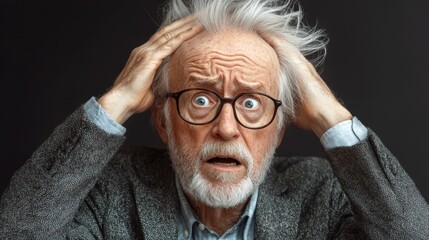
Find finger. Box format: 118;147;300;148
119;22;203;84
116;18;198;82
152;22;204;60
149;18;201;49
115;17;202;86
264;34;296;52
148;14;197;44
264;34;305;62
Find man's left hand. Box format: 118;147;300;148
267;35;352;137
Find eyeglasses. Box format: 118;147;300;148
166;88;282;129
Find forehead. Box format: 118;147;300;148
169;28;280;94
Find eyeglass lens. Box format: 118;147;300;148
177;89;276;128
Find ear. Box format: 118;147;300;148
151;104;169;144
276;124;286;148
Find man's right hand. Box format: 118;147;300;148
98;15;203;124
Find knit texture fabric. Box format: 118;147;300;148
1;106;428;239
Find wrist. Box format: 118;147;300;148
311;105;352;138
98;90;134;125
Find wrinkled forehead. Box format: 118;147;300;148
168;28;280;94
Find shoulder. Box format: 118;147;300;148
261;155;338;197
272;155;334;179
92;145;172;196
108;145;170;172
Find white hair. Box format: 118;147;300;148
153;0;328;128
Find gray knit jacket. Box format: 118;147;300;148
0;106;428;239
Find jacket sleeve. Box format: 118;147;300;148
0;105;125;239
326;129;429;239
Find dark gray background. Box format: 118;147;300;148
1;0;428;201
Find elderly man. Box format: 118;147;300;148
1;0;428;239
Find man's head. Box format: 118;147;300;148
152;0;327;208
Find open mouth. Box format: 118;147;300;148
202;157;246;180
206;157;241;166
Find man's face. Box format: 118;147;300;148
161;28;282;207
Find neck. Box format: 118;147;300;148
186;194;249;235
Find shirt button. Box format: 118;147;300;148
184;230;189;238
198;223;205;231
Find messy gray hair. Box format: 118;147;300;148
153;0;328;127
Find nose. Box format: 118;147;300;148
211;103;240;141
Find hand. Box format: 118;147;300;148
267;35;352;137
98;15;203;124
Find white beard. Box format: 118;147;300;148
164;105;277;208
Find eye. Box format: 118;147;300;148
193;95;210;107
242;97;259;109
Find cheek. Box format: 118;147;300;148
244;125;278;167
169;108;211;148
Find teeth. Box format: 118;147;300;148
213;162;237;166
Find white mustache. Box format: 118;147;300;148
198;141;254;169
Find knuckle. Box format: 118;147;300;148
143;50;155;60
163;31;174;41
164;36;181;49
131;47;140;55
146;49;154;57
160;25;171;33
190;25;199;31
163;39;178;50
175;33;184;41
132;46;149;56
133;51;150;63
154;26;168;39
161;43;172;51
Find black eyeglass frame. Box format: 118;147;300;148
165;88;282;130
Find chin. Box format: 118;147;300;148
200;165;247;184
184;172;256;208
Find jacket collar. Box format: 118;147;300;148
131;149;180;239
131;151;297;239
254;161;300;239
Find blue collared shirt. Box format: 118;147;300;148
83;97;368;239
175;177;258;239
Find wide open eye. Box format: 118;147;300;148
193;95;210;107
242;97;259;109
